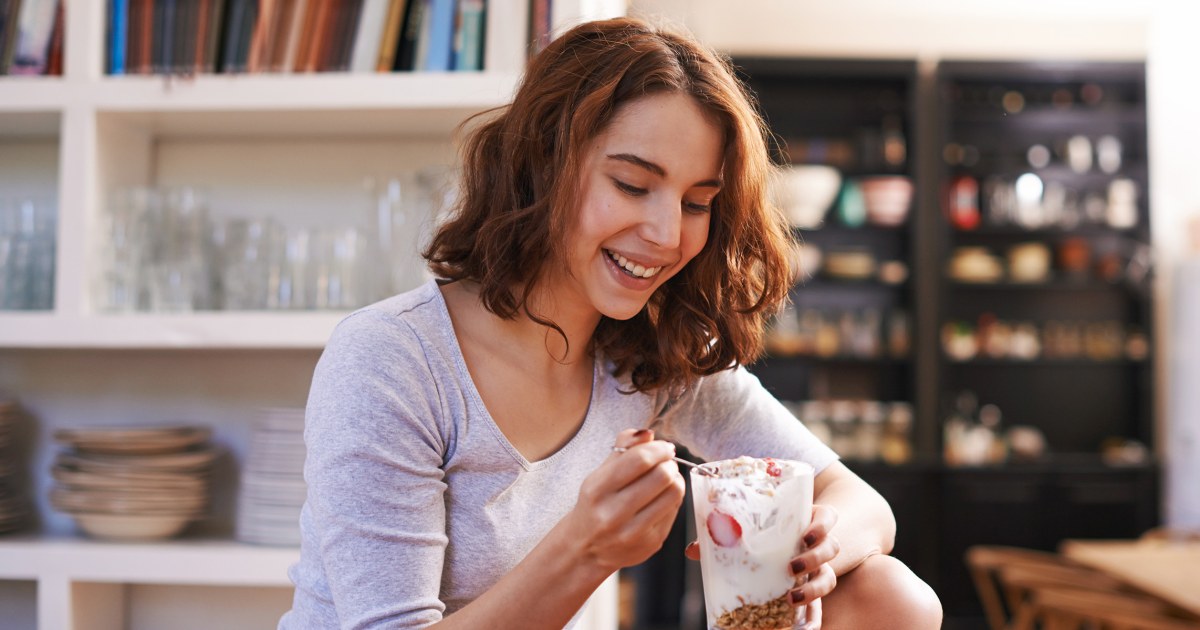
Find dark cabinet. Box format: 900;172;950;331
624;58;1160;630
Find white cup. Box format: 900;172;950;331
692;457;814;630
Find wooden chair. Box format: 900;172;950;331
1022;586;1200;630
965;545;1126;630
1002;566;1177;630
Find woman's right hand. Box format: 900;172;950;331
564;428;686;573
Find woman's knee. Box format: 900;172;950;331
825;554;943;630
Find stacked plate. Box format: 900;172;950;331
0;401;29;535
50;425;217;541
237;407;307;546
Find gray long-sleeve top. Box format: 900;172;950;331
279;280;839;629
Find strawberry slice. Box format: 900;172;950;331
706;510;742;547
764;458;782;477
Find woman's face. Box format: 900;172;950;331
558;91;724;322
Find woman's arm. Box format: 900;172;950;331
810;461;895;576
430;430;685;630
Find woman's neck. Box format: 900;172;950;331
445;280;600;370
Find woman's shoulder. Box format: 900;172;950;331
320;279;454;367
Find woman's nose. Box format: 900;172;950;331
639;197;682;249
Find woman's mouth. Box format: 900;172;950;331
605;249;664;279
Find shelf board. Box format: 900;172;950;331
944;357;1146;367
949;224;1149;241
797;277;909;290
949;104;1146;128
0;77;69;113
760;353;911;366
0;534;297;586
948;279;1146;294
93;72;520;138
0;312;346;349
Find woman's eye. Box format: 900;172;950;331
684;200;713;214
613;179;648;196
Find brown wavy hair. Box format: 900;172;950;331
424;17;794;394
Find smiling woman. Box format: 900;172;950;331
280;16;940;630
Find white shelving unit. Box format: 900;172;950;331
0;1;624;628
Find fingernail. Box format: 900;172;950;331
790;558;806;575
686;541;698;552
633;429;650;437
804;533;817;547
789;588;806;604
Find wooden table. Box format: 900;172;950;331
1061;538;1200;619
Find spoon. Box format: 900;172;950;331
611;446;718;477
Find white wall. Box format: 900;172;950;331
631;0;1149;61
1148;3;1200;530
631;0;1200;525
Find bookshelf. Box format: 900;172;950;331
0;2;625;629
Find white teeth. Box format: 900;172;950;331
607;250;662;279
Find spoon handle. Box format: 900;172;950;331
611;446;717;476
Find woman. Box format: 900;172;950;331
281;17;941;630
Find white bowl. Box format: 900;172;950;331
73;513;192;541
860;176;914;226
773;165;842;228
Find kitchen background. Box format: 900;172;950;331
1;1;1198;629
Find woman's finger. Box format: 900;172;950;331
801;596;822;630
793;562;837;602
684;540;700;561
612;428;655;452
801;504;839;548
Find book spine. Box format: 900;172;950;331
43;0;61;75
192;0;209;73
0;0;21;75
219;0;243;72
336;0;363;71
137;0;153;74
265;0;293;71
280;0;307;72
420;0;452;72
373;0;404;72
452;0;481;72
530;0;549;56
204;0;224;73
12;0;58;75
348;0;385;73
393;0;422;72
300;0;330;72
110;0;128;74
246;0;274;72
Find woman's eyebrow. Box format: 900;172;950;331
606;153;722;188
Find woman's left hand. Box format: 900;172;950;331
788;504;840;628
684;504;840;629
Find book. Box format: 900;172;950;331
43;0;60;74
452;0;482;71
110;0;129;74
219;0;245;72
348;0;386;73
331;0;364;72
10;0;59;75
265;0;294;71
192;0;210;73
419;0;453;72
280;0;308;72
392;0;421;71
373;0;405;72
246;0;275;72
135;0;153;74
529;0;549;56
0;0;23;75
298;0;330;72
203;0;225;73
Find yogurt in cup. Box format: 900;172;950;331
691;456;814;630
